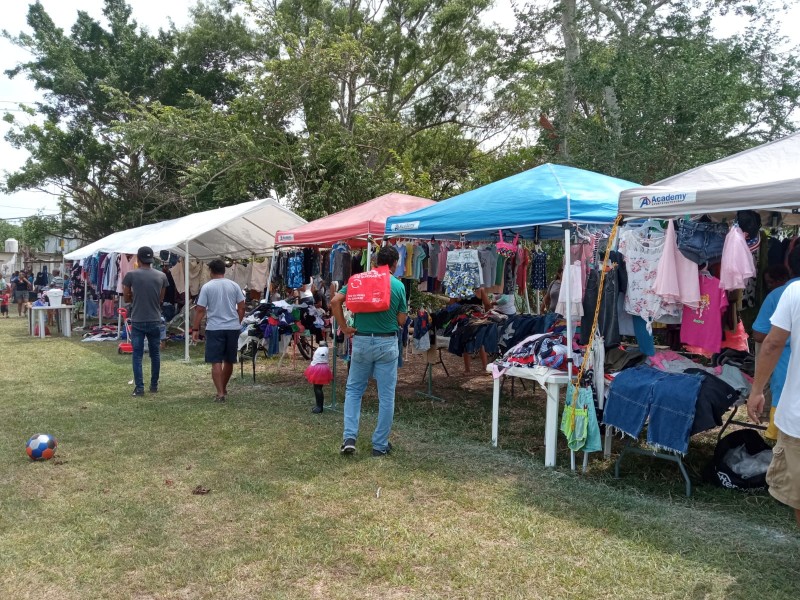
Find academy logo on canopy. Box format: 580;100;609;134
389;221;420;232
634;191;697;209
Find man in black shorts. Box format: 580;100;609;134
191;259;246;402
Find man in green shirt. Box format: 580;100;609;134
331;246;407;456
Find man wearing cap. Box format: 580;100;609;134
122;246;169;397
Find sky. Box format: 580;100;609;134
0;0;797;226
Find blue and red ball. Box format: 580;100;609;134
26;434;57;461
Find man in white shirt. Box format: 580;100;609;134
191;259;246;403
748;280;800;526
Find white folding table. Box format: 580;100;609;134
486;364;570;467
29;305;74;339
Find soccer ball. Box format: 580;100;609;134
26;434;57;461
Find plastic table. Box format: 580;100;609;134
486;364;570;468
29;305;74;339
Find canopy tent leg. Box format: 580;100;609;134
564;227;577;472
524;286;532;315
82;279;87;329
365;236;372;270
329;315;339;411
327;281;340;411
184;241;190;362
265;249;276;300
117;295;123;339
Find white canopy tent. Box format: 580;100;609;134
619;131;800;220
65;199;307;360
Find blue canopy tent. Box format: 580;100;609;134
385;163;638;240
385;163;639;421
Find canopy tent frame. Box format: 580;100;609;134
609;131;800;494
65;199;306;361
273;193;436;408
384;164;639;392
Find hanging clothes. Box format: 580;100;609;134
653;220;700;309
249;258;270;292
680;274;729;354
561;383;602;453
619;226;680;332
287;253;305;289
580;251;626;347
555;260;584;319
516;245;530;291
441;249;483;299
720;225;756;291
478;246;498;288
116;254;136;294
531;248;547;290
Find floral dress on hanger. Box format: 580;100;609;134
619;227;681;331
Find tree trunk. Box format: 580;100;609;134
560;0;579;160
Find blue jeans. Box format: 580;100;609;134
343;335;399;451
676;220;727;264
603;365;703;454
131;321;161;391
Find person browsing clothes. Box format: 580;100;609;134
331;245;407;457
191;259;246;403
752;246;800;439
748;279;800;528
122;247;169;397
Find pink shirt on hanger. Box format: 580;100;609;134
653;220;700;309
719;225;756;291
438;245;449;280
680;274;729;354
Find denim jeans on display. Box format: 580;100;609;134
343;335;399;452
603;365;703;454
131;321;161;391
676;220;728;265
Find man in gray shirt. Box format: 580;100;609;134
191;259;246;402
122;246;169;397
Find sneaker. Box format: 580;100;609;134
149;386;158;394
372;442;393;457
340;438;356;454
131;388;145;397
311;405;323;414
214;395;227;403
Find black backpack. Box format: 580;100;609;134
704;429;771;491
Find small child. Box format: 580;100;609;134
0;291;9;317
304;341;333;413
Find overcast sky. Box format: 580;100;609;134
0;0;797;225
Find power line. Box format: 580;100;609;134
0;212;59;221
0;203;61;210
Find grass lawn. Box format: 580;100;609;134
0;316;798;599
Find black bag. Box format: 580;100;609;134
704;429;771;491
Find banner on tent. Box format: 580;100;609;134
277;233;295;243
633;191;697;210
389;221;420;232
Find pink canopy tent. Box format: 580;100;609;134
274;192;434;247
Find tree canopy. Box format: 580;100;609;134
2;0;799;241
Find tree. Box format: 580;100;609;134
513;0;800;182
0;221;23;245
2;0;262;240
121;0;516;219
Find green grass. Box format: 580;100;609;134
0;316;797;599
